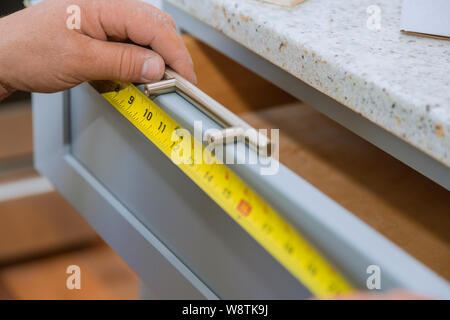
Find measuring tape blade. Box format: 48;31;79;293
90;80;354;297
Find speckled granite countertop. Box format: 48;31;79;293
167;0;450;167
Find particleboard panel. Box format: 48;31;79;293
0;190;99;265
241;103;450;280
0;245;138;299
183;34;295;114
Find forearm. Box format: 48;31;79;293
0;16;14;101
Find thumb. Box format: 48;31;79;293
79;39;165;83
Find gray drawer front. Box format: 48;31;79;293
32;91;211;299
70;84;310;299
33;84;449;299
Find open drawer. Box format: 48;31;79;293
32;35;450;299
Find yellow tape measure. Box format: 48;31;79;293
90;80;353;297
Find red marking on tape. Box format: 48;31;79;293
237;199;252;216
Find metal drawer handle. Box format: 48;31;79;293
143;68;271;155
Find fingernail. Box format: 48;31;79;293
141;58;163;82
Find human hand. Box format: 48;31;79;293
0;0;196;100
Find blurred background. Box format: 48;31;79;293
0;0;138;299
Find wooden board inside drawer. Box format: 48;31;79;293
241;103;450;280
183;34;296;114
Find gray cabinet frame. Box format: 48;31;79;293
32;82;450;298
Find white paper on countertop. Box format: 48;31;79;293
401;0;450;38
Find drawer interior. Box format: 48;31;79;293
183;35;450;281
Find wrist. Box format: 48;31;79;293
0;20;14;101
0;81;14;101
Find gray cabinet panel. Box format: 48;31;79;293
33;84;450;299
70;84;310;299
